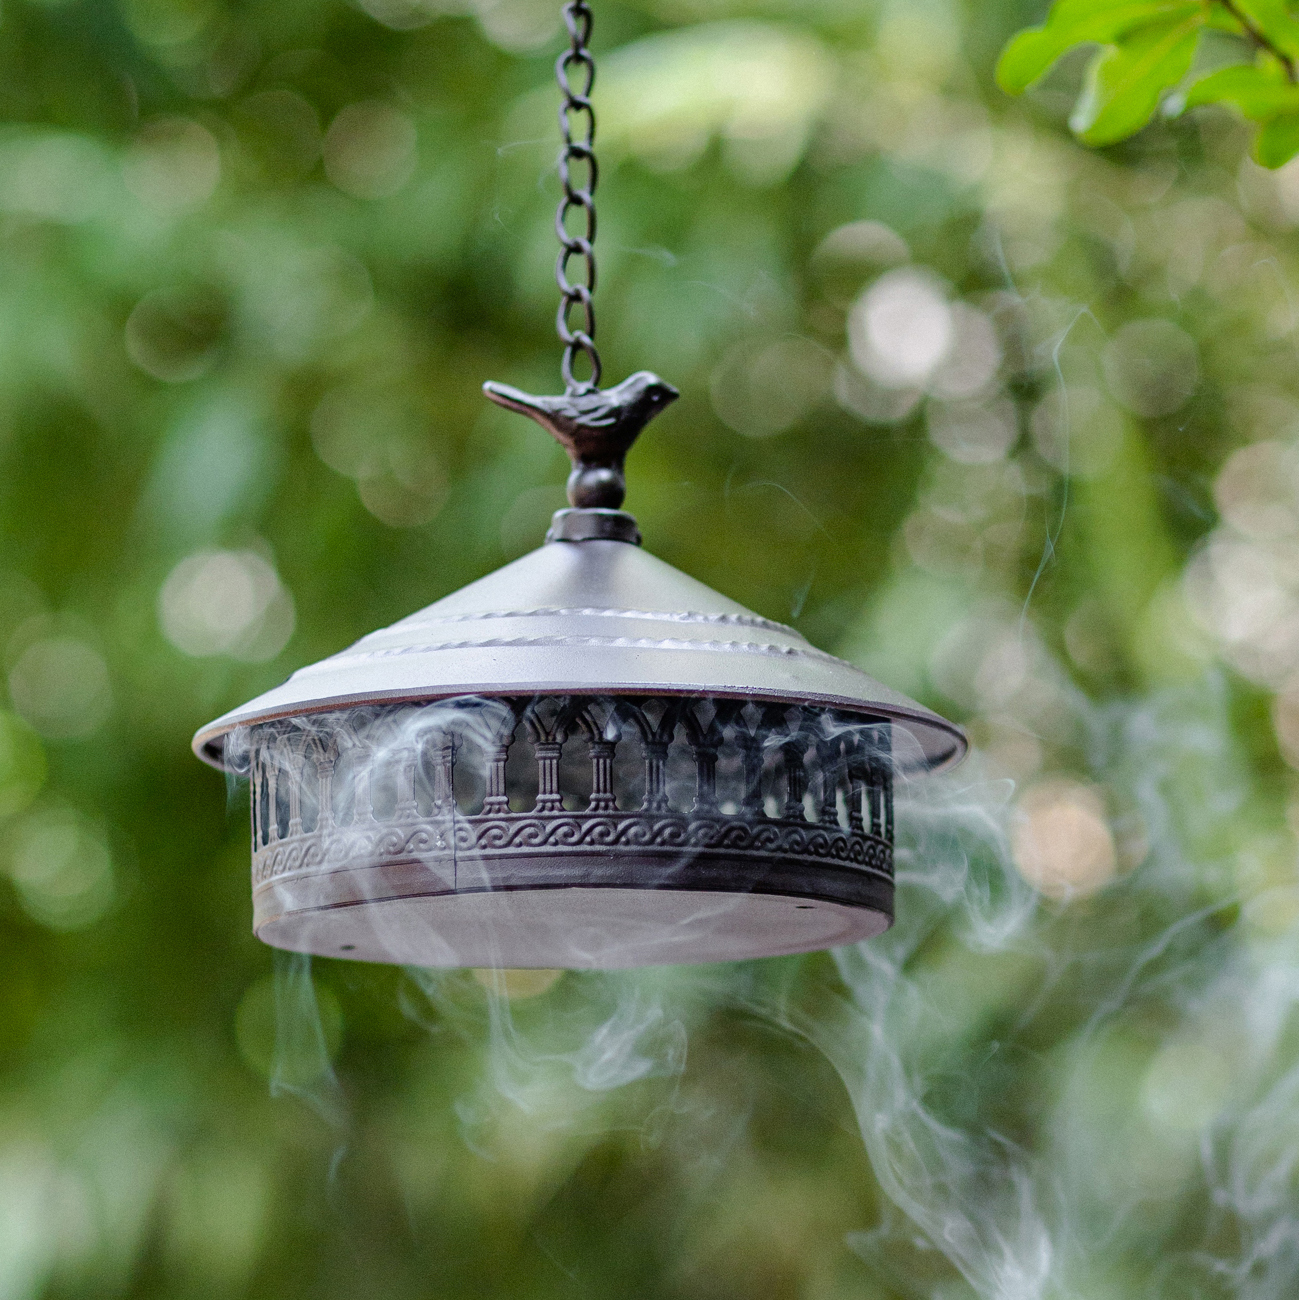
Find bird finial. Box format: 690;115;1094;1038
482;371;679;509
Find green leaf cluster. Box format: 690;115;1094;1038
998;0;1299;165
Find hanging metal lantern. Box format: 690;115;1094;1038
192;0;966;969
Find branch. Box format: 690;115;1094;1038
1218;0;1299;83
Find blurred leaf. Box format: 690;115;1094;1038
1182;59;1298;114
1230;0;1299;59
996;1;1202;93
0;713;45;820
1178;57;1299;164
1070;15;1204;142
1001;0;1299;163
1254;106;1299;161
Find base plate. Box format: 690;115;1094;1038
257;886;890;969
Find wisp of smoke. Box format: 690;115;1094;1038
249;662;1299;1300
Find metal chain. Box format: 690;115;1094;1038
554;0;601;392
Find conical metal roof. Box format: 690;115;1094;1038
193;525;966;773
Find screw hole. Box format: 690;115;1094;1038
340;944;356;951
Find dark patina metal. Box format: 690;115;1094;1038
194;507;964;966
554;0;601;390
240;695;897;968
190;0;966;969
483;371;678;510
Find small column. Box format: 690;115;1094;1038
316;756;335;834
430;737;455;815
883;766;894;842
353;751;374;826
286;753;304;838
641;740;670;813
737;731;764;816
690;741;719;816
395;746;418;821
482;740;512;814
816;738;842;828
588;739;617;812
782;739;807;821
266;760;280;843
251;755;262;848
867;754;883;838
881;734;894;842
846;750;865;834
533;741;564;813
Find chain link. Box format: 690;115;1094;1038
554;0;601;391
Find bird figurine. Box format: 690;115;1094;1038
483;370;679;510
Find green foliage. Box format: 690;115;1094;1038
1071;11;1205;141
0;712;44;818
999;0;1299;164
3;1;1299;1298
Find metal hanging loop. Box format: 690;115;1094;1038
554;0;601;392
